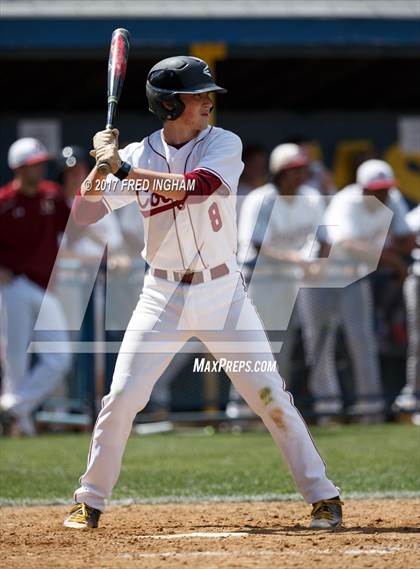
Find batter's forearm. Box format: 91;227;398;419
72;195;108;225
81;163;220;204
127;168;186;202
80;164;186;205
80;166;106;202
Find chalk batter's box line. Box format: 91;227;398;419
2;490;420;507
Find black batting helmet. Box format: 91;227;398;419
146;56;227;121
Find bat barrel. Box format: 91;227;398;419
97;28;130;177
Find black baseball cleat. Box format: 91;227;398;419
63;503;102;529
310;496;343;529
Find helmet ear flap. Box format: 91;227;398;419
160;93;185;121
146;83;186;122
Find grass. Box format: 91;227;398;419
0;424;419;503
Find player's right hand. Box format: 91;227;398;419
93;129;119;152
93;144;122;174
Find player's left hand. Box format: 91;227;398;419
93;128;119;151
92;144;122;174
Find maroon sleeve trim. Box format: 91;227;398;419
194;166;231;193
184;169;222;198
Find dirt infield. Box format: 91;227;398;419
1;500;419;568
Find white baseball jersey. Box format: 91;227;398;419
324;185;410;256
100;126;243;271
238;183;324;264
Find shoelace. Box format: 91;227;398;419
311;499;343;520
69;503;89;521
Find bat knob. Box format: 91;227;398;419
97;161;112;176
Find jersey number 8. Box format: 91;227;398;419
208;202;222;232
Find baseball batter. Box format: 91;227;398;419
64;56;342;530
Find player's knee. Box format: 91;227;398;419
98;390;145;433
106;380;150;415
109;374;152;411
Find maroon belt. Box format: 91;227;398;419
152;263;229;285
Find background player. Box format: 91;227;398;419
64;56;342;530
304;160;414;420
394;202;420;418
0;138;71;436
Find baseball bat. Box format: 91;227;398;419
97;28;131;175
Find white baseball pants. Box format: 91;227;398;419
396;273;420;410
75;269;338;510
0;276;71;419
299;280;384;410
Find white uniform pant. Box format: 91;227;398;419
229;272;301;405
0;276;71;418
75;270;338;511
397;273;420;408
299;280;383;408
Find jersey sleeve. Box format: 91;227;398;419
100;142;141;213
194;131;244;194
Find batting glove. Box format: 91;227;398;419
93;144;122;174
93;128;119;151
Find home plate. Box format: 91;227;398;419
140;532;250;539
